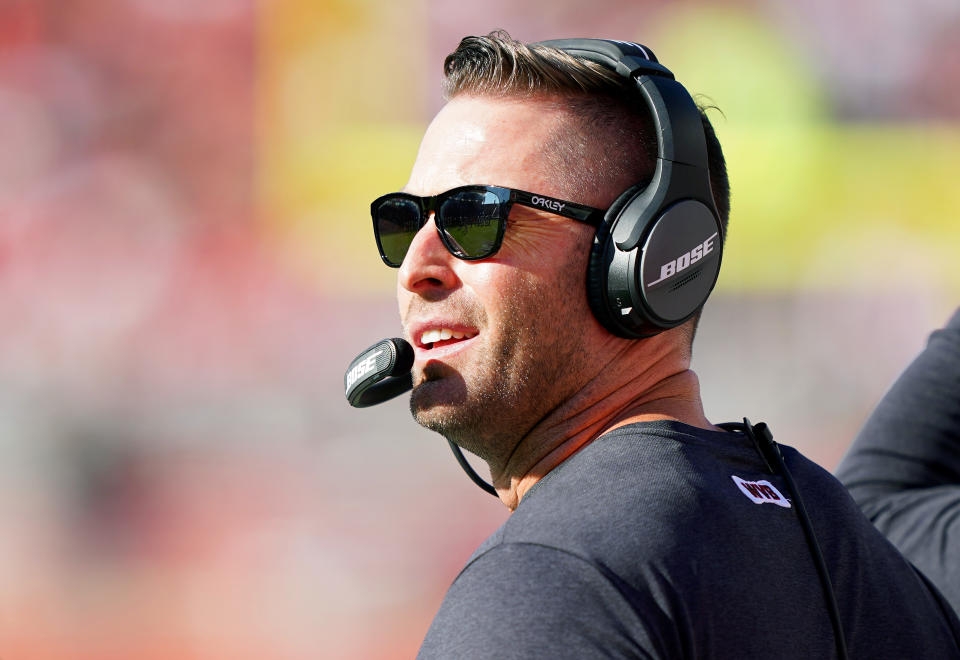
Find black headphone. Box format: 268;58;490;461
535;39;723;339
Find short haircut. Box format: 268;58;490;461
441;31;730;238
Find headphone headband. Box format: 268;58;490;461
536;38;675;79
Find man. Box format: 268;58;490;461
369;32;960;657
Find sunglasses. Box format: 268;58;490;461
371;185;605;267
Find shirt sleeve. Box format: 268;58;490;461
835;307;960;612
416;543;674;660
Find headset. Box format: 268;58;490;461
535;39;723;338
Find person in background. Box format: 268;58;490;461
837;307;960;615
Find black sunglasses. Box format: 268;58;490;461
371;185;605;267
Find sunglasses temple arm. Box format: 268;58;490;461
509;190;604;227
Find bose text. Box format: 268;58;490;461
647;232;718;288
346;349;384;390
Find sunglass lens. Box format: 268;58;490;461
375;197;422;266
439;190;504;259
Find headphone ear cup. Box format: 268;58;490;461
586;218;616;333
586;184;650;337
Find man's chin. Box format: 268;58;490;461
409;379;484;446
410;362;467;407
410;378;466;422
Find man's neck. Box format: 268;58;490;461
490;340;715;511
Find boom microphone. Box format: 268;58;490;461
344;338;414;407
344;336;498;497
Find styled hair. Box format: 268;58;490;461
441;31;730;237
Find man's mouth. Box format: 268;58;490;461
419;327;478;350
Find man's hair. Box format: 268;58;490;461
441;31;730;349
442;31;730;238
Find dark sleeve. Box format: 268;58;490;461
835;308;960;612
416;543;673;660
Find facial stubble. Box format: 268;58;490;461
409;253;593;468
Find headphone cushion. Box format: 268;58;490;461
586;183;647;335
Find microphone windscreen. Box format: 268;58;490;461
391;337;414;375
345;338;414;408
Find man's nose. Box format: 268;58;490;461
397;214;459;296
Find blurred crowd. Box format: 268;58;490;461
0;0;958;657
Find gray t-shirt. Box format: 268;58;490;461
838;307;960;614
419;421;960;658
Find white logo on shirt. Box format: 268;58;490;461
731;475;791;508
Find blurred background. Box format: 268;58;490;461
0;0;958;657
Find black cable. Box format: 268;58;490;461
718;420;775;472
740;419;850;660
447;439;498;497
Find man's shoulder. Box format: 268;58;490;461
487;421;784;570
426;421;960;660
517;420;775;515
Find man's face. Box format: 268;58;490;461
395;94;621;464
